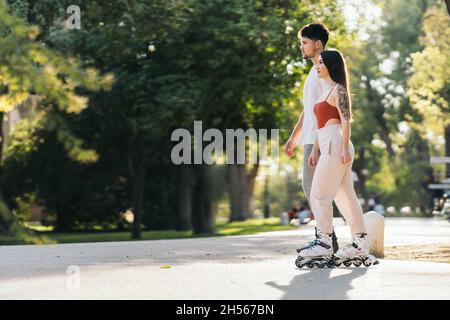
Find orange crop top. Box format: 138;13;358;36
314;85;341;129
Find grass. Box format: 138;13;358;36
0;217;298;246
0;231;55;246
216;217;298;235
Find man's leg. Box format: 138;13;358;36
302;144;315;204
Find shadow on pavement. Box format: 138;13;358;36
266;266;368;300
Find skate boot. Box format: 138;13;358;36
297;227;339;254
331;228;339;253
296;227;319;253
334;233;379;267
295;231;336;268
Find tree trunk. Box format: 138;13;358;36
131;160;144;240
377;119;395;158
192;164;214;234
0;112;18;235
129;136;145;240
355;168;368;211
0;112;9;234
227;164;239;220
238;163;250;218
0;189;16;235
227;163;259;222
352;146;368;212
0;111;4;161
177;164;192;231
227;163;250;221
55;161;75;232
246;164;259;216
55;209;74;232
355;147;368;198
445;124;450;178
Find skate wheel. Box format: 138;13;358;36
343;261;352;267
295;257;304;268
316;262;325;268
327;259;336;268
363;260;372;267
353;260;362;267
306;262;314;268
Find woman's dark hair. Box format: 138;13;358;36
298;23;329;47
320;49;352;120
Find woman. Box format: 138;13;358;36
295;49;378;268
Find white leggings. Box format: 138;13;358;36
310;124;366;235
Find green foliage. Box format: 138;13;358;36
0;217;295;245
2;0;346;232
0;0;113;163
340;0;440;212
408;3;450;134
1;111;129;232
3;116;42;163
12;192;35;222
0;200;14;234
1;0;441;235
0;0;113;113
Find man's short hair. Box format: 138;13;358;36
298;23;329;47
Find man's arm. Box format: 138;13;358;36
284;111;304;157
288;111;304;143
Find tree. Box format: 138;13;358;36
0;0;111;237
179;0;351;222
408;3;450;177
343;0;439;210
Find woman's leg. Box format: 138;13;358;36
334;162;367;235
333;143;375;262
310;140;347;234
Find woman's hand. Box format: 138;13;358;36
283;139;295;158
308;148;319;168
341;147;352;165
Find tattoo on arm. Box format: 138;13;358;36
337;85;350;120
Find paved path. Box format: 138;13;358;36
0;217;449;299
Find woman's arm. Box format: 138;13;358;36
334;84;352;164
312;134;319;152
308;134;320;168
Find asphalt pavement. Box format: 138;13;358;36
0;217;449;299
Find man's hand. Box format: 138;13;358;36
283;139;295;158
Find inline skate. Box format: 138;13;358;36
295;231;336;268
334;233;379;267
296;227;339;254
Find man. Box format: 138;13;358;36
283;23;338;253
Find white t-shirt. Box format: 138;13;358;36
297;67;326;145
